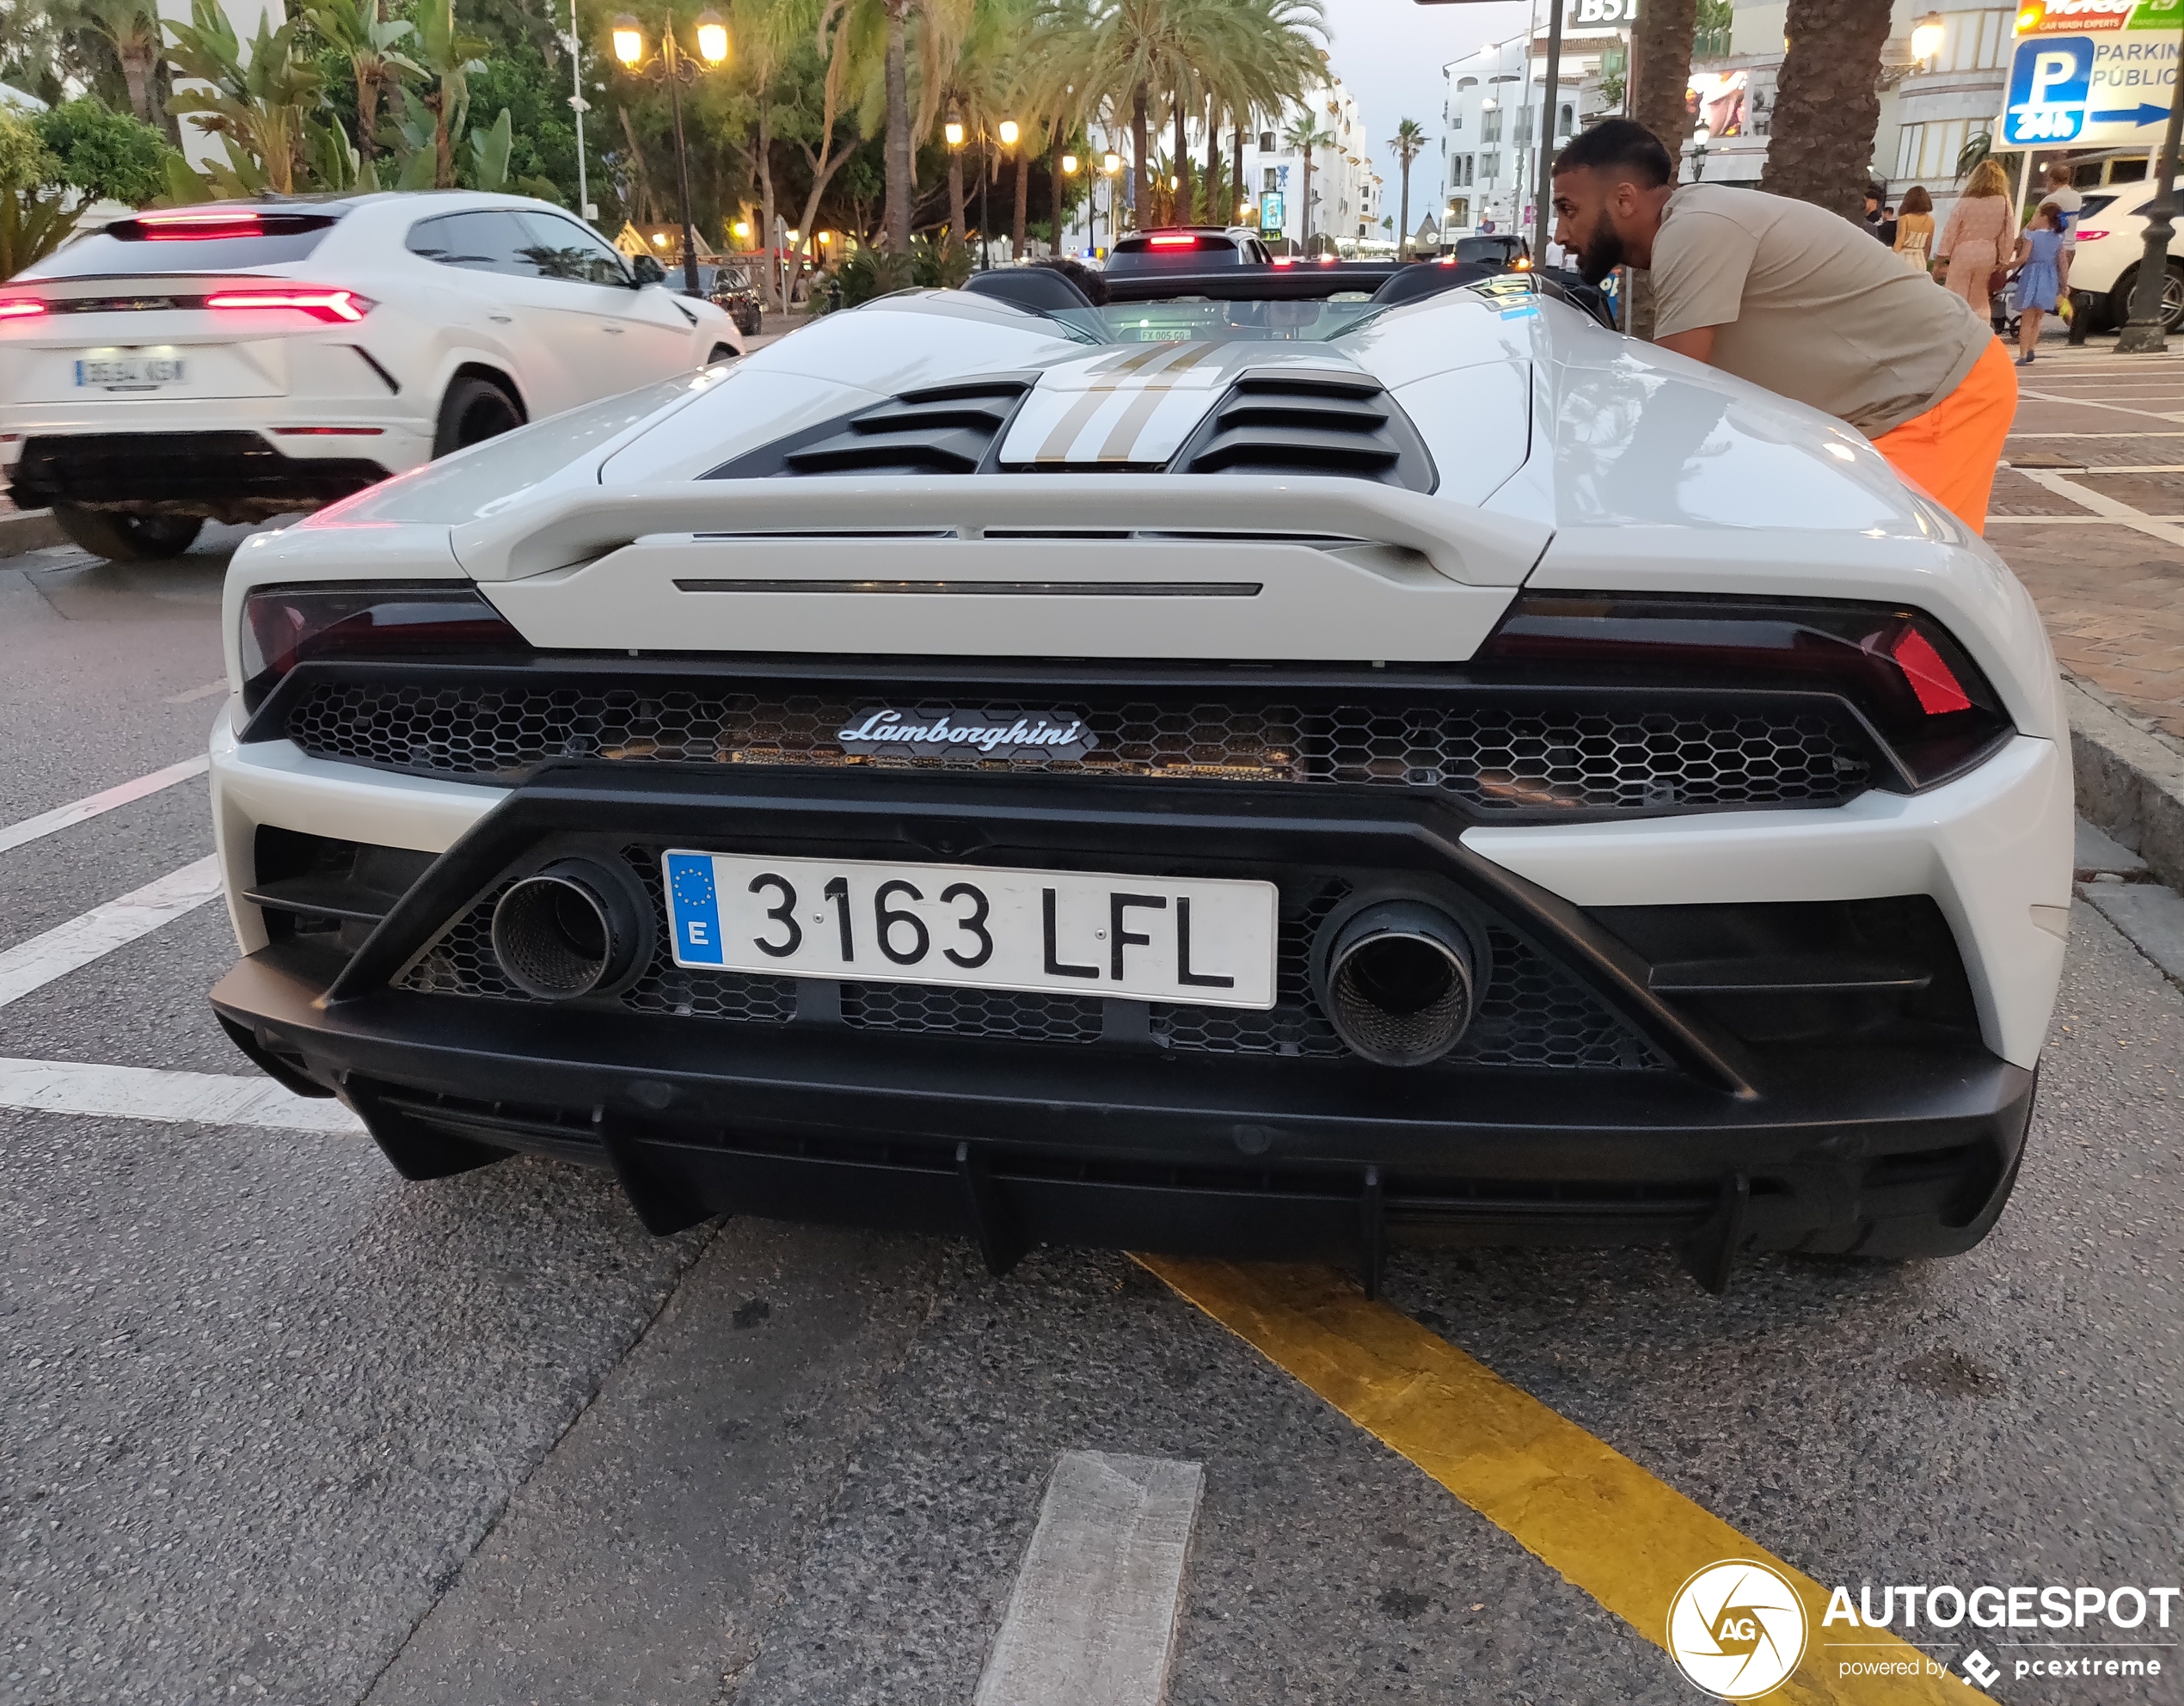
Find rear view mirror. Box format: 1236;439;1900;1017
630;253;666;286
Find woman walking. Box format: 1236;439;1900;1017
1936;159;2015;328
1894;185;1936;272
2012;205;2065;365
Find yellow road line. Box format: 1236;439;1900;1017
1137;1256;1991;1705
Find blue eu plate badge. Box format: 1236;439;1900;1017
666;852;724;964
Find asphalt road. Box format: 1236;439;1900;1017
3;531;2180;1706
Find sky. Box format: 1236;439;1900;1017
1320;0;1534;234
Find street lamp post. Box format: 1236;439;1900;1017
1061;152;1080;255
997;119;1019;264
2119;11;2184;353
1101;150;1122;256
1691;124;1710;181
612;11;730;296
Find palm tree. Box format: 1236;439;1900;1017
925;0;1019;247
1759;0;1894;218
760;0;876;297
1389;115;1425;259
1282;110;1331;251
80;0;163;126
301;0;420;173
1078;0;1197;235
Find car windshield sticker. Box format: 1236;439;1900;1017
837;709;1097;761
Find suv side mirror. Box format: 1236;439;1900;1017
629;253;666;286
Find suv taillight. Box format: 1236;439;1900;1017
205;286;374;322
240;584;527;710
1475;592;2012;789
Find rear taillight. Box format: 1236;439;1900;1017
206;286;372;322
240;584;527;711
2076;228;2108;241
1148;234;1199;248
0;298;46;320
140;211;263;240
1475;592;2011;789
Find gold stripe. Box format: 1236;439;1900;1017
1034;341;1201;463
1095;343;1219;463
1135;1257;1991;1706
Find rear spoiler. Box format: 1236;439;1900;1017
447;475;1553;586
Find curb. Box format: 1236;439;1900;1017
2063;674;2184;894
0;507;65;558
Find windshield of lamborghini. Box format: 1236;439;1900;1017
1052;297;1384;343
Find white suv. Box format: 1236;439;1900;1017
2057;184;2182;333
0;191;741;562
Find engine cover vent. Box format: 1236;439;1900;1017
1171;373;1437;493
704;377;1034;478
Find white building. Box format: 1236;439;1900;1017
1225;66;1381;250
1440;3;1629;239
1687;0;2149;213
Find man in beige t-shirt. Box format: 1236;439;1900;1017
1548;119;2015;532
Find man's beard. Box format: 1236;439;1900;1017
1576;211;1626;285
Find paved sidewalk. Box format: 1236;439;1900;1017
1989;344;2184;743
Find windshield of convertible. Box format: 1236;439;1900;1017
1056;295;1386;344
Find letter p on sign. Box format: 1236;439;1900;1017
2032;49;2081;102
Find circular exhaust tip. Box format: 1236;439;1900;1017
490;860;648;1000
1322;900;1478;1067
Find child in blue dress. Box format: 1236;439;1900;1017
2012;206;2064;366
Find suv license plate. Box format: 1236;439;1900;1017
663;851;1278;1009
75;355;185;390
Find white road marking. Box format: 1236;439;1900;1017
973;1451;1204;1706
2017;389;2184;423
0;1056;360;1132
2005;463;2184;474
2012;466;2184;549
2007;429;2184;437
162;680;229;705
1985;513;2184;525
0;855;224;1009
0;755;210;857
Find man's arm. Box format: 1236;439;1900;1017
1656;326;1717;364
1650;208;1750;369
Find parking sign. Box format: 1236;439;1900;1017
2003;34;2096;142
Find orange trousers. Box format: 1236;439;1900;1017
1870;339;2017;536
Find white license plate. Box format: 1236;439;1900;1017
75;355;185;390
663;852;1278;1009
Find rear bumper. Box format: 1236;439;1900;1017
208;758;2042;1286
213;943;2034;1279
6;427;420;521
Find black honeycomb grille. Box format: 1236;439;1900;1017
1150;886;1663;1070
281;682;1868;815
393;856;1663;1071
396;851;796;1024
842;982;1106;1042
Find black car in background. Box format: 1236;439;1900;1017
697;263;764;336
1452;233;1532;271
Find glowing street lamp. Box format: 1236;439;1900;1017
1061;152;1079;175
945;112;966;149
997;119;1020;147
695;10;729;64
1910;10;1944;63
609;13;731;295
